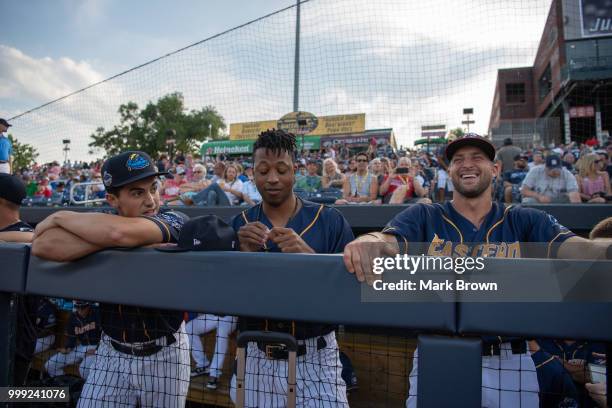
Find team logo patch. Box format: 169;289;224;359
126;153;149;171
103;171;113;187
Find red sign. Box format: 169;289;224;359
569;106;595;118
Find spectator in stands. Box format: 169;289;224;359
377;138;394;158
529;151;544;169
156;154;169;172
161;166;187;203
240;164;262;206
370;158;384;182
0;118;12;174
211;161;225;183
605;145;612;178
495;138;521;174
562;152;576;173
380;157;430;204
435;139;452;202
36;177;52;198
576;153;611;203
296;162;307;177
338;142;350;161
502;154;529;203
45;301;100;380
321;158;345;190
0;173;33;242
295;159;322;193
521;155;581;203
411;159;431;199
336;152;379;204
218;164;244;205
347;158;357;176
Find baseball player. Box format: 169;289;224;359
230;129;355;407
0;173;33;242
343;134;611;407
45;301;100;380
186;313;238;390
32;151;190;408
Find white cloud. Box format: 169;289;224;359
0;45;104;103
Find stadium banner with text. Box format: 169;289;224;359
321;129;393;148
229;113;365;140
580;0;612;38
201;136;320;155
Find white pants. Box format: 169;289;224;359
185;314;237;378
45;344;98;379
406;342;539;408
437;169;454;192
77;322;190;408
230;331;348;408
0;162;10;174
35;335;55;354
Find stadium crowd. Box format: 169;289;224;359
4;134;612;207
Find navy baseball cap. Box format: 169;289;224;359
156;215;237;252
0;174;26;205
73;300;91;308
445;133;496;162
545;154;562;169
101;151;167;189
0;118;11;127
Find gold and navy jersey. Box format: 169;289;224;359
382;201;575;258
232;199;354;254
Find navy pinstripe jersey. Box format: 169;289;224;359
382;201;575;258
232;199;354;254
232;199;354;339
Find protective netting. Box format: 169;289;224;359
8;0;554;163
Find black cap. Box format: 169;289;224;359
156;215;237;252
445;133;496;162
101;151;167;189
73;300;91;308
0;118;11;127
0;174;26;205
545;154;562;169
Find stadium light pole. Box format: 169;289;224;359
208;123;212;139
293;0;301;113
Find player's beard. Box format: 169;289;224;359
452;172;492;199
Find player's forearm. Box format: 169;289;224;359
32;228;103;262
53;211;161;247
520;186;539;199
558;236;611;260
0;231;34;243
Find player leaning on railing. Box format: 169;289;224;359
31;151;191;408
343;134;612;408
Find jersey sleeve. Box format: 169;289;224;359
519;207;575;257
142;211;187;243
381;204;428;249
327;207;355;253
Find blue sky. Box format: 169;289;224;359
1;0;552;162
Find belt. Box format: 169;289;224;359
109;333;176;357
482;339;526;357
257;336;327;360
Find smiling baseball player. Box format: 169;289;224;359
343;134;611;407
32;151;190;408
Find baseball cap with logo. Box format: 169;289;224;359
0;174;26;205
445;133;496;162
545;154;562;169
156;215;237;252
101;151;167;189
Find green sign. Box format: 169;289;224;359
201;136;320;156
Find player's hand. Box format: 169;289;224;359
563;359;587;383
268;227;315;254
33;212;61;240
343;234;398;285
585;383;607;408
237;222;269;252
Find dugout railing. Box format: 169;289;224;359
1;244;611;407
18;204;612;234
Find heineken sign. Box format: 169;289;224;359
201;137;321;156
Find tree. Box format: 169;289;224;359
7;134;39;171
89;93;226;159
448;127;465;139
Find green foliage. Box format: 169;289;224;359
89;93;226;158
448;127;465;138
7;134;39;170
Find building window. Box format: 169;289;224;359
538;65;552;101
506;83;526;104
